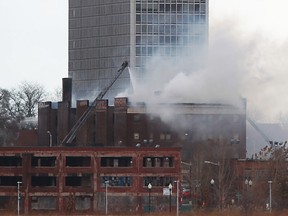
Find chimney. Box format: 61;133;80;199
62;78;72;102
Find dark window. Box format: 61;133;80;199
160;4;164;12
65;174;92;187
0;176;22;186
0;156;22;166
31;176;56;187
195;4;200;13
31;156;56;167
143;176;174;187
100;157;132;167
136;14;141;23
66;156;91;167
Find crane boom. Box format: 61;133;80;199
61;61;128;145
247;117;271;144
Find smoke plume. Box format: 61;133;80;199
120;19;288;124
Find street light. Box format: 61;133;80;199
268;180;272;213
244;177;252;210
168;183;172;212
174;180;179;216
205;160;221;210
210;179;215;207
47;131;52;147
210;179;215;186
245;178;252;189
17;181;22;216
105;180;109;215
204;160;220;166
148;183;152;213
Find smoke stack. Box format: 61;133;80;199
62;78;72;102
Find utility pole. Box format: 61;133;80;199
268;180;272;213
17;181;22;216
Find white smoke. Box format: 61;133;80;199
122;18;288;124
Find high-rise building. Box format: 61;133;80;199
69;0;209;102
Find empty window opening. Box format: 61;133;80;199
31;176;56;187
100;157;132;167
160;133;171;140
75;196;91;210
31;156;56;167
0;176;22;186
101;176;132;187
143;157;174;167
66;156;91;167
65;174;92;187
0;156;22;166
31;196;57;210
0;196;17;210
143;176;174;187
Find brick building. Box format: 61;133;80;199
0;77;247;213
38;78;246;161
0;146;181;214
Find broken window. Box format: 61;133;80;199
31;175;56;187
101;176;132;187
0;196;17;210
0;156;22;166
100;157;132;167
143;157;152;167
75;196;91;210
143;176;175;187
31;196;57;210
164;157;174;167
155;157;161;167
65;173;92;187
0;176;22;186
31;156;56;167
66;156;91;167
143;157;174;167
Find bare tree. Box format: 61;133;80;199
47;86;62;102
0;88;11;119
186;139;238;209
0;82;46;146
0;88;19;146
269;145;288;209
10;81;46;118
254;143;288;210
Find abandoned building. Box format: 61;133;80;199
0;77;247;213
0;146;181;214
38;78;246;161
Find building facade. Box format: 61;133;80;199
0;147;181;214
69;0;209;101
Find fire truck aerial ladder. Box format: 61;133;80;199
61;60;129;145
247;117;272;145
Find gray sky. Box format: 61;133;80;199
0;0;68;92
0;0;288;123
